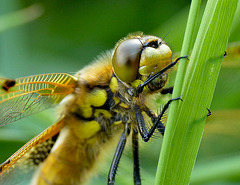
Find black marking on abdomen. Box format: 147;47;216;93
28;133;59;166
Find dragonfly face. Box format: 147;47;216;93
0;33;176;185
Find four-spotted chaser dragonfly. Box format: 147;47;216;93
0;32;238;185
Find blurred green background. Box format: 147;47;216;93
0;0;240;185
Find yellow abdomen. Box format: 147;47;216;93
32;115;123;185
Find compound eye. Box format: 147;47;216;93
112;38;142;83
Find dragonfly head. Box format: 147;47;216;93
112;34;172;92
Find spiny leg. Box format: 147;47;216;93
141;107;165;136
156;118;165;135
132;128;141;185
134;56;187;135
136;97;181;142
108;124;130;185
136;56;188;95
159;86;174;133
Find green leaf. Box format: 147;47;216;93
191;154;240;184
0;4;43;33
155;0;239;185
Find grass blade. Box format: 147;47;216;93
155;0;239;185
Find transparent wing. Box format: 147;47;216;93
0;119;63;185
0;73;77;127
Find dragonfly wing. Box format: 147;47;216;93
0;73;77;127
0;119;64;185
0;78;16;92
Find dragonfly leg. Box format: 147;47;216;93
136;97;182;142
132;128;141;185
136;56;188;94
108;123;130;185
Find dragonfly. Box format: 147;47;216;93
0;32;237;185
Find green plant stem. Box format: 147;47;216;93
191;154;240;185
155;0;202;184
0;4;43;33
155;0;239;185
